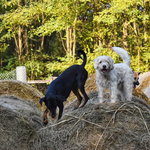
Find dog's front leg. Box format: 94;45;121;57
43;108;49;125
58;103;64;120
110;82;117;103
97;85;104;103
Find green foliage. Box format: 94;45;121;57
45;47;123;77
0;0;150;80
46;56;75;77
24;49;51;80
2;57;19;72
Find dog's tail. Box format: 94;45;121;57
77;50;87;67
112;47;131;66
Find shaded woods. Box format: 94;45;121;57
0;0;150;79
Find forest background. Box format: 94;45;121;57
0;0;150;80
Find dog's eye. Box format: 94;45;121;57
99;61;102;64
134;77;136;80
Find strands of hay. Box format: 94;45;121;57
0;80;45;111
0;92;150;150
138;75;150;91
133;88;150;105
0;76;150;150
0;96;43;150
37;92;150;150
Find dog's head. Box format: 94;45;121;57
40;94;66;118
94;56;114;74
133;71;141;88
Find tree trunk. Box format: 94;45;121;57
59;31;67;52
73;6;77;59
133;22;140;70
0;51;3;69
143;0;148;65
123;18;128;49
18;0;23;63
73;27;76;60
41;36;44;49
66;26;73;56
25;28;29;60
69;28;72;56
66;26;70;55
18;25;22;63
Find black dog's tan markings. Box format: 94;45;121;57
40;50;89;125
43;108;49;125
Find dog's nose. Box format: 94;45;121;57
103;65;106;68
52;114;56;118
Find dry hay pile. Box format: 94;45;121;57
0;92;150;150
0;80;45;111
0;77;150;150
138;71;150;86
133;88;150;105
138;74;150;99
0;96;43;150
37;92;150;150
133;72;150;105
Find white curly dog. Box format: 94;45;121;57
94;47;133;103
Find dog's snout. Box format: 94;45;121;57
103;65;106;69
52;114;56;118
134;81;139;85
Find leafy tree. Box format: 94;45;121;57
0;0;150;79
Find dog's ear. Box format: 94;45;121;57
56;95;66;102
93;57;100;69
39;97;46;106
108;56;114;70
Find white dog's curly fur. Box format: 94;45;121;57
94;47;133;103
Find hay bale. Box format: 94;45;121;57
37;92;150;150
138;75;150;99
0;96;44;150
139;71;150;86
0;92;150;150
0;76;150;150
0;80;45;111
133;88;150;105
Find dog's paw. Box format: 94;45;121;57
43;121;48;126
43;117;48;126
74;105;79;110
99;99;104;103
58;114;62;120
111;100;116;103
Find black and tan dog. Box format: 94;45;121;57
40;50;89;125
133;72;141;88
